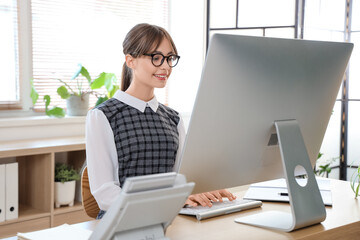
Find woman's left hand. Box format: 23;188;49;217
185;189;237;207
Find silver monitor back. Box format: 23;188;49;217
179;34;353;194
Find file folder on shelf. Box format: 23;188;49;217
0;164;5;222
5;162;18;220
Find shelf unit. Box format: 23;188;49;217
0;137;93;238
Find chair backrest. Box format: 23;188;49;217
81;166;100;219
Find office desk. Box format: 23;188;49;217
4;179;360;240
166;179;360;240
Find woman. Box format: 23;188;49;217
86;23;236;219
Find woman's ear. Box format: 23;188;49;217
125;54;136;69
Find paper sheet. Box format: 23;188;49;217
244;178;332;206
17;224;92;240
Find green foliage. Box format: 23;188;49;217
31;64;118;117
314;152;337;177
30;79;39;105
350;162;360;198
55;163;81;183
43;95;66;118
95;96;109;106
57;86;71;99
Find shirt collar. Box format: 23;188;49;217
113;90;159;113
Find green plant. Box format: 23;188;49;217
314;152;338;177
55;163;81;183
350;164;360;198
30;64;119;118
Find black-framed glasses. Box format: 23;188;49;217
143;53;180;68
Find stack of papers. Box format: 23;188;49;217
17;224;92;240
243;178;332;206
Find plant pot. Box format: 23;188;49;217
66;93;89;116
54;180;76;208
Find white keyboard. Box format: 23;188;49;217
179;199;262;220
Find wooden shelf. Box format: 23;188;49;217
0;204;50;227
54;201;84;215
0;137;89;238
0;136;85;158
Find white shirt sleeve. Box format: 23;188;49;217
173;115;186;172
85;109;121;211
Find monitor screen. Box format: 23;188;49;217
179;34;353;194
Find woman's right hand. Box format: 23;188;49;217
185;189;236;207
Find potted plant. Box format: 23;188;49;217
54;162;81;208
350;164;360;199
30;64;119;117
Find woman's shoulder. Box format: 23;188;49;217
158;103;180;125
158;103;179;116
92;98;129;120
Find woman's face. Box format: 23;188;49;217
131;37;174;90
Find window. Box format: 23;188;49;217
1;0;170;111
207;0;297;50
31;0;169;110
0;0;19;108
206;0;360;180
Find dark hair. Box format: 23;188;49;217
121;23;178;91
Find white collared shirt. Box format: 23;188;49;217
85;90;186;210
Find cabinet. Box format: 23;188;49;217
0;137;93;238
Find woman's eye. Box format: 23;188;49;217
153;55;162;61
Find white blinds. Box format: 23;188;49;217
31;0;169;110
0;0;19;108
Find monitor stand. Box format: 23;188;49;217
235;119;326;232
112;224;169;240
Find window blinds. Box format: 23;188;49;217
0;0;20;108
31;0;169;110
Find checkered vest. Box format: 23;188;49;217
96;98;180;188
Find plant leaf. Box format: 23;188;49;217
109;85;119;98
46;106;66;118
43;95;51;109
57;86;71;99
30;79;39;105
55;163;80;182
80;66;92;84
71;64;82;80
95;96;108;106
104;73;117;92
91;72;106;89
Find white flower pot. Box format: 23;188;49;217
66;93;89;116
54;180;76;208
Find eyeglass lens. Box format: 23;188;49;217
152;54;179;67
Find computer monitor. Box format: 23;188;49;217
178;34;353;231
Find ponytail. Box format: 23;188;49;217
121;62;132;91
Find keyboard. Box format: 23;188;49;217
179;199;262;220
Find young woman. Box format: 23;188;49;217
86;23;236;219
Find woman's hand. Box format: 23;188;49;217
185;189;236;207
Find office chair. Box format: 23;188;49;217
81;166;100;219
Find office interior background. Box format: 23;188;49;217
0;0;359;181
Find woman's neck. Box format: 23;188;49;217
125;84;154;102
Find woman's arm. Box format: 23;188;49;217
85;109;121;211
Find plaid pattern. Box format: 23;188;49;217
96;98;180;188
